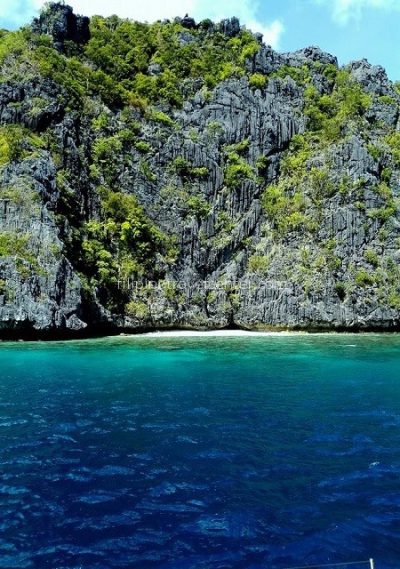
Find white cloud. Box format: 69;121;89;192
315;0;399;24
64;0;284;48
247;19;285;48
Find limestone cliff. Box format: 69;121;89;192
0;3;399;337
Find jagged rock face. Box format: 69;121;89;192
0;79;64;131
0;5;400;337
347;59;391;95
0;159;85;336
32;3;90;52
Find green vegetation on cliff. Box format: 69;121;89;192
0;2;399;334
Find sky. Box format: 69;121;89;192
0;0;399;80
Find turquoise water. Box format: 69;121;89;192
0;334;400;569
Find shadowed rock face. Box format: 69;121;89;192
32;2;90;52
0;6;399;337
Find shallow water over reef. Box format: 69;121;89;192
0;334;399;568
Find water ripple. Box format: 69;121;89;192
0;335;399;568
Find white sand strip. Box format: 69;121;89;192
133;329;308;338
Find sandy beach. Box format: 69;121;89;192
136;329;309;338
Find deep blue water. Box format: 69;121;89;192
0;334;400;569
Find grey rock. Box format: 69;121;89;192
0;155;84;336
283;46;338;68
251;45;285;75
148;63;162;76
31;2;90;52
0;78;64;131
177;31;197;46
218;18;241;37
181;16;197;30
346;59;391;95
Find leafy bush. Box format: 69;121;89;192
364;249;379;267
147;110;175;127
304;70;371;142
190;166;209;179
334;282;346;301
226;139;250;155
224;149;255;189
225;160;254;189
280;135;311;178
249;73;267;89
92;135;123;184
379;95;397;105
385;131;400;165
256;155;269;173
0;125;43;165
367;205;396;221
0;126;25;165
134;140;152;153
187;196;210;218
0;30;29;65
308;168;335;199
0;232;31;258
261;182;311;235
80;189;169;310
388;291;400;309
125;300;150;319
139;160;157;181
247;254;269;275
367;144;382;161
375;182;392;201
261;185;288;220
0;231;40;276
271;64;311;85
171;157;190;175
355;269;375;286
